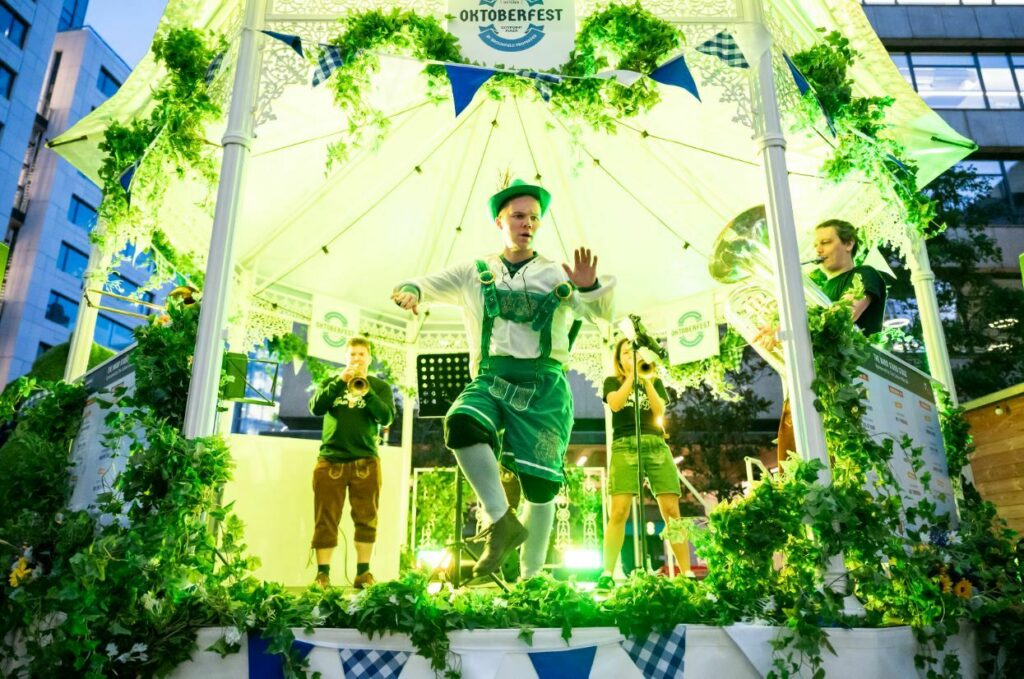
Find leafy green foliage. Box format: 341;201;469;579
324;5;681;166
93;27;224;290
792;31;938;242
129;298;202;430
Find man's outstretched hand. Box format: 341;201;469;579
563;247;598;289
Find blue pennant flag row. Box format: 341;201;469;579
782;52;810;95
338;648;411;679
247;634;314;679
313;44;345;87
622;625;687;679
650;53;700;102
445;64;496;116
696;31;749;69
528;645;596;679
261;30;304;58
205;48;226;87
517;69;563;102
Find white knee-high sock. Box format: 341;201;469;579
519;499;555;578
453;443;509;523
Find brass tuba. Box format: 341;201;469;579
708;205;831;373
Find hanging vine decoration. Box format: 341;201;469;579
790;30;939;243
93;27;226;289
664;326;747;400
322;6;682;167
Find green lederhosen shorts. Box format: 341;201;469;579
608;434;682;496
447;356;573;483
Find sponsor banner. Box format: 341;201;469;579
447;0;575;69
667;295;718;366
308;295;361;362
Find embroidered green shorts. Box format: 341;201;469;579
447;356;573;483
608;434;682;496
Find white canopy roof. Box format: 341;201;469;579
51;0;973;342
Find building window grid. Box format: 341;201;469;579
960;159;1024;223
96;67;121;97
898;52;1024;110
0;2;28;49
56;241;89;278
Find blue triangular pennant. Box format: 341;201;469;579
650;54;700;102
782;53;810;95
313;44;345;87
338;648;411;679
622;625;687;679
261;30;303;58
119;161;139;205
247;634;314;679
528;646;596;679
205;48;226;87
696;31;749;69
445;64;495;117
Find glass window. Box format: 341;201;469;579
44;291;79;328
0;61;14;99
57;241;89;278
954;159;1024;221
0;3;27;48
96;67;121;97
36;342;53;359
895;52;1024;109
67;195;97;230
95;315;135;350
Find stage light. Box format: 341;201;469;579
562;548;601;569
646;521;656;536
656;416;664;428
576;455;588;467
417;549;450;570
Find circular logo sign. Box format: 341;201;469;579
320;311;349;348
676;311;708;348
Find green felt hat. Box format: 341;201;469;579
488;179;552;220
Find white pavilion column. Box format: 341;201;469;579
64;249;104;381
183;0;268;439
906;234;957;404
742;0;859;609
398;339;417;550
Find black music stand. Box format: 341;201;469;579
415;354;509;589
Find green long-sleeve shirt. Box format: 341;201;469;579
309;375;395;462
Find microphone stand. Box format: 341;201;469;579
630;336;652;574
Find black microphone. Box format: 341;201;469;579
801;257;825;266
627;314;669;361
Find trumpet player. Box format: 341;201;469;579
598;338;691;591
309;336;395;589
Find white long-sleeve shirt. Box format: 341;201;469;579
400;253;615;374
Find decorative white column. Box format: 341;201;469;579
183;0;268;439
398;338;417;550
741;0;860;611
907;235;957;404
64;249;105;381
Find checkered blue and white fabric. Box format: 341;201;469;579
621;625;686;679
338;648;410;679
696;32;749;69
517;70;562;102
313;44;345;87
205;49;226;87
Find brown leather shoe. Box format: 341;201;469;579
472;509;528;578
314;571;330;588
353;571;376;590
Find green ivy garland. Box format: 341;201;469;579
94;27;224;290
791;31;939;242
665;326;747;399
323;5;681;166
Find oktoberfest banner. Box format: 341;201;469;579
307;294;361;362
446;0;575;69
667;293;719;366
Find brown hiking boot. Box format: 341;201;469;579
353;571;376;590
314;571;330;588
472;509;528;578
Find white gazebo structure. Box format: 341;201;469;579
50;0;972;587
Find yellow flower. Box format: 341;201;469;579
8;557;31;587
954;579;972;599
937;574;952;594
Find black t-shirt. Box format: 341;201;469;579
602;376;669;440
818;265;887;336
308;375;396;462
